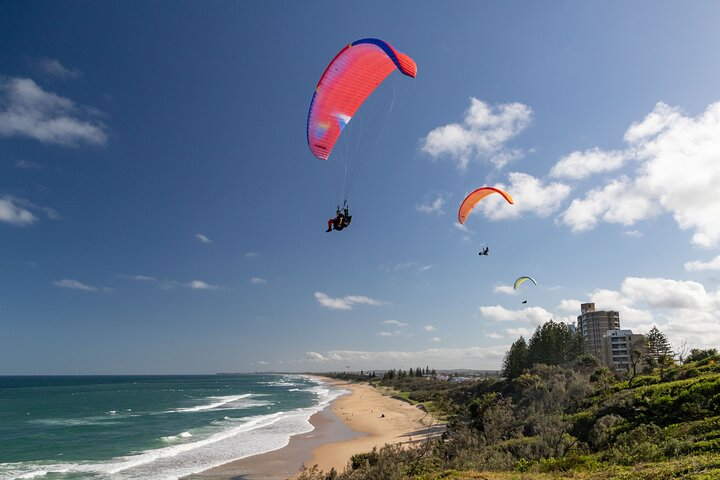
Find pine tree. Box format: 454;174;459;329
527;320;575;366
569;331;587;359
502;336;529;379
646;326;673;361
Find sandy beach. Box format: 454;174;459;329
188;378;443;479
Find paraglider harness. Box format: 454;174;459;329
328;201;352;232
479;245;489;256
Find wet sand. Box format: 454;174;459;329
187;378;444;480
185;406;359;480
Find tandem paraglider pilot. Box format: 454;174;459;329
326;206;352;232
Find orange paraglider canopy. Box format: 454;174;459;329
458;187;514;224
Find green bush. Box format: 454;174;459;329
537;454;601;472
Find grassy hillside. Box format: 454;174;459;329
300;354;720;479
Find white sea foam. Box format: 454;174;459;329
160;431;193;443
168;393;255;413
30;418;120;427
0;378;348;480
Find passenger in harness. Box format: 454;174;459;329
326;204;352;232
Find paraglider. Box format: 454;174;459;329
307;38;417;232
513;276;537;289
307;38;417;161
514;276;537;305
478;245;489;256
457;187;513;225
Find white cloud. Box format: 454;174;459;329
314;292;383;310
250;277;267;285
122;274;158;282
485;332;504;339
478;305;552;326
378;331;402;337
245;252;259;258
0;195;58;225
473;173;570;221
15;159;43;170
557;101;720;247
685;255;720;272
624;101;683;144
305;351;327;361
621;277;717;310
421;98;532;171
506;327;533;337
556;299;582;313
416;196;445;215
53;279;98;292
256;360;269;366
0;196;37;225
33;58;82;81
494;284;516;295
423;325;437;332
381;261;432;274
550;148;630;180
383;320;409;327
0;77;107;146
186;280;221;290
195;233;212;244
431;337;442;342
300;345;509;370
560;176;660;232
119;274;181;290
623;230;643;238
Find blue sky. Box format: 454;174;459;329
2;1;720;374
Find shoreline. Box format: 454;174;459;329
187;377;444;479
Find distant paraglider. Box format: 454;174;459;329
513;276;537;290
514;276;537;305
457;187;513;225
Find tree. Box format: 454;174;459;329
674;340;690;364
502;336;529;379
646;326;672;361
685;348;718;363
646;326;674;379
527;320;576;366
569;331;588;359
622;336;648;387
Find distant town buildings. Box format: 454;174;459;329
577;303;620;359
600;329;647;371
576;302;646;372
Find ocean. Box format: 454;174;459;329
0;374;346;480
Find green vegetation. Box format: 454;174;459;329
300;323;720;480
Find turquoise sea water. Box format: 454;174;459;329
0;374;345;480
